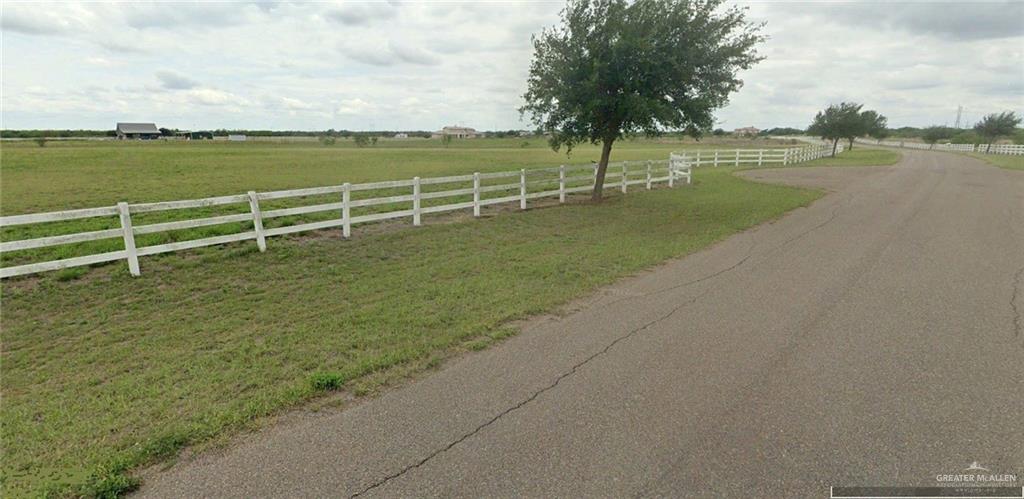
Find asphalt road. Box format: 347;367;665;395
137;149;1024;498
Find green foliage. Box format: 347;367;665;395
760;127;803;136
353;135;370;147
921;126;955;144
521;0;764;197
861;110;888;140
34;137;46;147
807;102;863;155
318;135;337;146
441;134;453;147
974;111;1021;143
949;130;981;144
310;372;345;391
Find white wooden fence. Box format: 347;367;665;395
857;138;1024;155
0;158;692;279
672;143;842;168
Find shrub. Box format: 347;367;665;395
309;372;344;391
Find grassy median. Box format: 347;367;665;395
3;139;825;497
964;151;1024;171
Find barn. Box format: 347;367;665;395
116;123;161;140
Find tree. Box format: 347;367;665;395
353;135;370;147
860;110;888;144
921;126;954;145
440;134;453;148
974;111;1021;152
520;0;764;201
807;102;863;157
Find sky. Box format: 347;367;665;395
1;1;1022;131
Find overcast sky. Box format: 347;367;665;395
2;1;1022;131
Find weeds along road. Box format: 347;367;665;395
137;149;1024;498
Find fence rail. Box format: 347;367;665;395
2;143;839;279
0;157;693;279
671;143;842;168
857;138;1024;155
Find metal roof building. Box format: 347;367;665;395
116;122;161;140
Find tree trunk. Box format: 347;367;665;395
848;137;854;150
831;138;839;157
592;138;615;201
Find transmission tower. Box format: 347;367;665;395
954;105;963;129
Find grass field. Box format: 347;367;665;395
965;151;1024;171
797;147;901;167
3;137;854;497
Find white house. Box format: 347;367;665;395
431;126;478;139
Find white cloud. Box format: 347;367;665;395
1;1;1021;131
155;70;199;90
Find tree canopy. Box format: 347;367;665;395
807;102;863;156
807;103;887;154
974;111;1021;151
521;0;764;199
921;126;955;145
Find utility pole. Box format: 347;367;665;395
954;105;963;129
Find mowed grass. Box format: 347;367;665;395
798;147;901;167
964;151;1024;171
2;138;822;497
0;137;789;214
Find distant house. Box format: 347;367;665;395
394;133;409;139
733;126;761;137
116;122;161;140
431;126;478;139
227;134;247;142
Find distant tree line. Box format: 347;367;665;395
0;129;116;138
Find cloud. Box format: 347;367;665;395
325;3;396;26
772;1;1024;41
0;1;1020;130
0;7;79;35
186;88;249;107
335;98;376;116
340;39;441;67
155;70;199;90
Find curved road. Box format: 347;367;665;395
138;149;1024;497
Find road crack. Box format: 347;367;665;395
1013;266;1024;346
352;189;853;497
350;285;713;497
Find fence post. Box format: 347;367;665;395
668;161;675;188
473;173;481;216
696;151;702;167
520;169;527;210
413;176;422;226
735;149;740;166
342;182;351;238
621;162;628;194
714;150;719;167
558;165;566;203
247;191;267;252
117;202;141;276
783;148;789;165
645;160;652;189
758;149;764;166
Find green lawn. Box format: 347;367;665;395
3;138;829;497
797;147;901;167
964;152;1024;171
